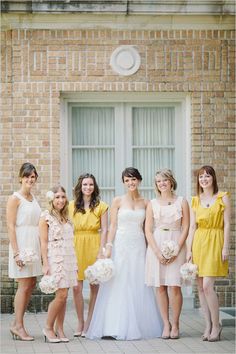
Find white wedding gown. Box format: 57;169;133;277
86;208;163;340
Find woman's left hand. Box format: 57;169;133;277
222;247;229;262
166;256;177;264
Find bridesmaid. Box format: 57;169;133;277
145;169;189;340
39;185;78;343
187;166;230;342
7;162;42;341
68;173;108;337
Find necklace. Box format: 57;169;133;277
201;194;215;208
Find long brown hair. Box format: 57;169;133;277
48;185;69;222
196;165;218;196
73;173;100;215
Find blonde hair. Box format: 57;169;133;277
48;185;69;222
155;169;177;195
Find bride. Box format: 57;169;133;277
86;167;163;340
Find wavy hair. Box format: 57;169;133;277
48;185;69;222
73;173;100;215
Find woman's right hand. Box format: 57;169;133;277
42;264;50;275
15;255;24;269
155;250;168;264
186;251;192;262
104;247;112;258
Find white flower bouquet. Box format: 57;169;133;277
19;248;39;265
85;258;115;285
180;262;198;284
39;275;58;294
161;240;179;259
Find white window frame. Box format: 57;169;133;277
60;92;191;201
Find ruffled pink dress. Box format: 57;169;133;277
41;210;78;288
145;196;186;287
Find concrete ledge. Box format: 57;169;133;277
220;307;236;327
1;0;235;14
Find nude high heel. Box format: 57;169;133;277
10;328;34;341
42;328;61;343
208;325;222;342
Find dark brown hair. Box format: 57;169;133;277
73;173;100;214
19;162;38;181
196;165;218;195
122;167;142;182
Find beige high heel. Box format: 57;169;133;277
208;325;222;342
42;328;61;343
10;328;34;341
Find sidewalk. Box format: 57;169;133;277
1;308;235;354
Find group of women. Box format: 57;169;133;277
7;162;230;343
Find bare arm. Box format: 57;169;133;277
186;207;197;262
167;198;190;265
222;194;231;261
39;217;50;275
145;201;163;262
97;209;108;258
6;195;24;268
104;197;120;258
178;198;190;250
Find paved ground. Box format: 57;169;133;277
1;308;235;354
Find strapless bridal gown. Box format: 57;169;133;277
86;208;163;340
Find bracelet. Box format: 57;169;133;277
106;242;113;248
13;253;19;259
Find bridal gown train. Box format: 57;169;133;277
86;208;163;340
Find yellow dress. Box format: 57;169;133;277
191;191;229;277
68;201;108;280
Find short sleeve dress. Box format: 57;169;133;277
68;201;108;280
8;192;42;279
41;210;78;288
145;196;186;287
191;191;229;277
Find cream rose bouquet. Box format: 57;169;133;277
180;262;198;285
19;248;39;265
85;258;115;285
39;275;58;294
161;240;179;259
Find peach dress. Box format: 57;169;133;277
145;196;186;287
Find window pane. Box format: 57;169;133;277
132;106;175;198
71;107;115;205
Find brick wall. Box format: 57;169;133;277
1;28;235;312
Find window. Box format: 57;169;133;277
61;93;190;202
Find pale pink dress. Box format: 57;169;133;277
41;210;78;288
145;196;186;287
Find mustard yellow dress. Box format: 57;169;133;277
191;191;229;277
68;201;108;280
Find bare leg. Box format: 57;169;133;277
12;277;36;337
55;292;68;338
83;284;99;333
197;277;212;338
202;277;220;338
169;286;182;337
156;286;170;338
45;288;68;339
73;281;84;333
